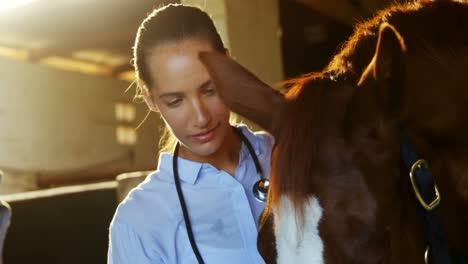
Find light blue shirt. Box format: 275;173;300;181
108;126;274;264
0;200;11;264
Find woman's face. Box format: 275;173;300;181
145;38;231;157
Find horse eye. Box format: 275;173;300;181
368;128;379;140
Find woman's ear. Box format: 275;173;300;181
142;87;159;112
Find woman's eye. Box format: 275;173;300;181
204;87;216;95
167;99;182;107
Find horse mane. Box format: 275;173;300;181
262;0;468;224
328;0;467;80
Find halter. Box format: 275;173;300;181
400;127;467;264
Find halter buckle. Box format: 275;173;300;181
409;159;441;211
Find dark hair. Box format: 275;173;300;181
133;4;225;93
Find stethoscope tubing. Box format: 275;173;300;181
172;127;267;263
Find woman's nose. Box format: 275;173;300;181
193;100;211;128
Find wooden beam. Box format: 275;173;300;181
0;45;29;61
291;0;362;26
111;63;133;77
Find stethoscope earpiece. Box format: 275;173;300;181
253;177;269;202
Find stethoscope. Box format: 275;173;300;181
172;127;269;264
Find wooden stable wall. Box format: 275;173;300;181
2;182;118;264
0;57;159;195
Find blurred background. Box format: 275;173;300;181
0;0;402;263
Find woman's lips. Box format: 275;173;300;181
191;125;218;143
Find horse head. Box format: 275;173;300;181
201;1;468;263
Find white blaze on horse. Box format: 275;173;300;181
201;0;468;263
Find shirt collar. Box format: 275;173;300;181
237;125;263;159
156;125;264;185
157;153;202;185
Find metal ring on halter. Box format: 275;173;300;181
409;159;441;211
424;246;430;264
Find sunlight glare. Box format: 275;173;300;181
0;0;37;11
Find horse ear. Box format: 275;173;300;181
373;23;407;80
359;22;407;115
199;51;285;132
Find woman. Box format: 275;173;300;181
108;4;274;264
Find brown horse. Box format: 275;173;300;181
200;0;468;263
